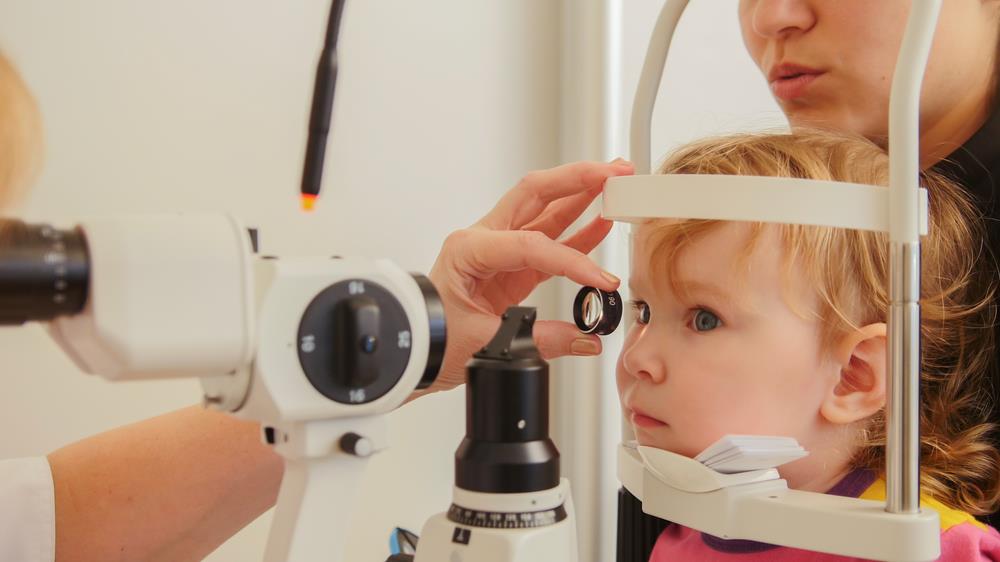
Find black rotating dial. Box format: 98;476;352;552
296;274;447;404
297;279;413;404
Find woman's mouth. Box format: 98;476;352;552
768;64;825;102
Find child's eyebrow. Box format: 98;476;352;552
671;278;736;306
627;277;651;297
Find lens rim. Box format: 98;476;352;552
573;286;622;336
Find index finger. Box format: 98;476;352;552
456;229;620;291
479;160;634;231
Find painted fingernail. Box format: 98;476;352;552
601;270;621;286
571;338;601;356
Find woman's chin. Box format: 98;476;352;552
786;107;884;142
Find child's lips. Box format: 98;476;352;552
628;406;667;428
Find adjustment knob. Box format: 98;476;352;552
333;296;380;388
340;432;374;457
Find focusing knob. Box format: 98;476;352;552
340;432;374;457
333;296;381;388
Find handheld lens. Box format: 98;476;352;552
573;286;622;336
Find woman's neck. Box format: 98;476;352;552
918;82;995;169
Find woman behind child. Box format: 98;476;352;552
616;131;1000;561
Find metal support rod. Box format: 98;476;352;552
628;0;688;175
886;0;942;514
886;242;922;513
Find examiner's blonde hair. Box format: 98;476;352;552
0;51;42;206
645;131;999;515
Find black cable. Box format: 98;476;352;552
300;0;347;202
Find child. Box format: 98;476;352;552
615;131;1000;560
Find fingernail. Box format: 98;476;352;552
571;338;600;356
601;270;620;286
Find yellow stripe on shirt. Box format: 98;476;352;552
858;478;988;532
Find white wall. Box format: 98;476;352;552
0;1;560;560
620;0;787;157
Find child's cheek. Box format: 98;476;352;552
614;354;629;399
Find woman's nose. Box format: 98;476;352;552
750;0;816;39
621;328;666;384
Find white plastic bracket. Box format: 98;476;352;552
262;416;388;562
603;175;929;235
619;444;941;562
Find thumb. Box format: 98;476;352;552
533;320;603;360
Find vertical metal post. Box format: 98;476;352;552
886;242;922;513
885;0;941;514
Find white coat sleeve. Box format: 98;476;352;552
0;457;56;562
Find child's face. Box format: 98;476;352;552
616;222;843;459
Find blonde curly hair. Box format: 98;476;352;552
646;130;999;515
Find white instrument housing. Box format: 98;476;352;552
49;214;255;380
41;213;441;562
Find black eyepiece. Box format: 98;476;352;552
0;219;89;325
573;286;622;336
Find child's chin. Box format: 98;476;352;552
634;433;703;459
634;433;673;452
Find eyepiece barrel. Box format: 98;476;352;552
0;219;89;325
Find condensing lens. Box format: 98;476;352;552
581;290;603;330
573;286;622;336
0;219;90;325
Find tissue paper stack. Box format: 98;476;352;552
695;435;807;474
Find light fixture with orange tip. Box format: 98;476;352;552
301;193;318;212
300;0;345;209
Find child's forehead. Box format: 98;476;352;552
632;220;774;267
629;221;800;300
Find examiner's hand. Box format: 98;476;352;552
425;159;633;393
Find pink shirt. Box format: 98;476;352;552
649;470;1000;561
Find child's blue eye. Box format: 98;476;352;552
630;300;651;325
691;309;721;332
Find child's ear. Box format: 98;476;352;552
820;323;887;425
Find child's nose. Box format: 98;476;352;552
621;330;666;384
